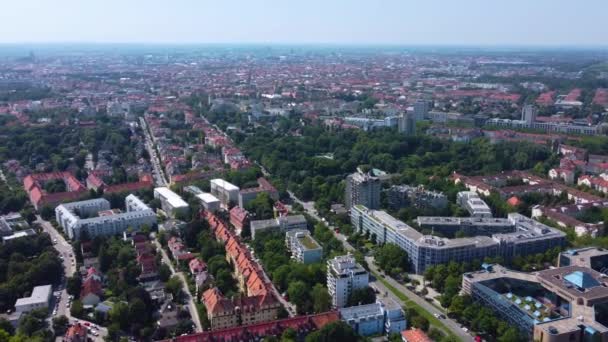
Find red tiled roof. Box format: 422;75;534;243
402;329;433;342
81;278;103;299
162;311;339;342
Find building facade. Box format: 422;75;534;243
56;195;157;240
286;229;323;264
327;254;369;308
345;169;381;210
154;187;189;218
351;205;566;274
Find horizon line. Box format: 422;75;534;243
0;41;608;49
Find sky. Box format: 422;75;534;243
0;0;607;46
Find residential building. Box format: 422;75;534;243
351;205;566;274
413;100;430;121
229;206;249;234
154;187;189;218
386;185;448;211
339;294;406;336
238;177;279;208
56;195;156;240
250;215;307;239
457;191;493;218
2;229;36;244
210;179;240;206
286;229;323;264
158;311;339;342
196;193;220;213
521;104;538;125
81;267;103;306
14;284;52;313
23;172;87;210
345;169;381;210
327;254;369;308
64;323;88;342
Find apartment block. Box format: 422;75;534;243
351;205;565;274
327;254;369;308
285;229;323;264
56;195;157;240
345;169;381;210
210;179;240;206
154;187;189;218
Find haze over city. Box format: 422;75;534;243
1;0;607;46
1;2;608;342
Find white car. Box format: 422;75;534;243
462;327;469;333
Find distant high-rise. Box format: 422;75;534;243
398;112;416;135
413;100;430;121
345;169;381;210
521;105;538;125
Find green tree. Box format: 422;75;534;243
70;300;84;319
109;302;129;330
66;276;82;297
311;284;331;313
287;281;310;314
52;315;69;335
375;243;409;274
304;321;359;342
158;264;171;282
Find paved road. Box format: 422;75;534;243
154;240;203;333
365;257;472;341
140;117;169;187
36;216;108;342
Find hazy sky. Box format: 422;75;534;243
1;0;607;46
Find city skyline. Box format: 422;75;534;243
1;0;607;46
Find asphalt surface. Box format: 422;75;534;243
140;117;169;187
154;240;203;333
36;216;108;342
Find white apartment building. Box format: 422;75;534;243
154;187;189;218
457;191;493;218
285;229;323;264
56;195;156;240
210;179;240;206
327;254;369;308
14;284;52;313
196;193;221;213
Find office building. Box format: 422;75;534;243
398;112;416;135
250;215;307;239
351;205;566;274
196;193;221;213
413;100;430;121
345;169;381;210
462;249;608;342
286;229;323;264
154;187;189;218
56;195;157;240
210;179;240;206
14;284;52;313
457;191;493;218
327;254;369;308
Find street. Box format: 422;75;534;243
36;216;108;342
153;239;203;333
139;117;169;187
